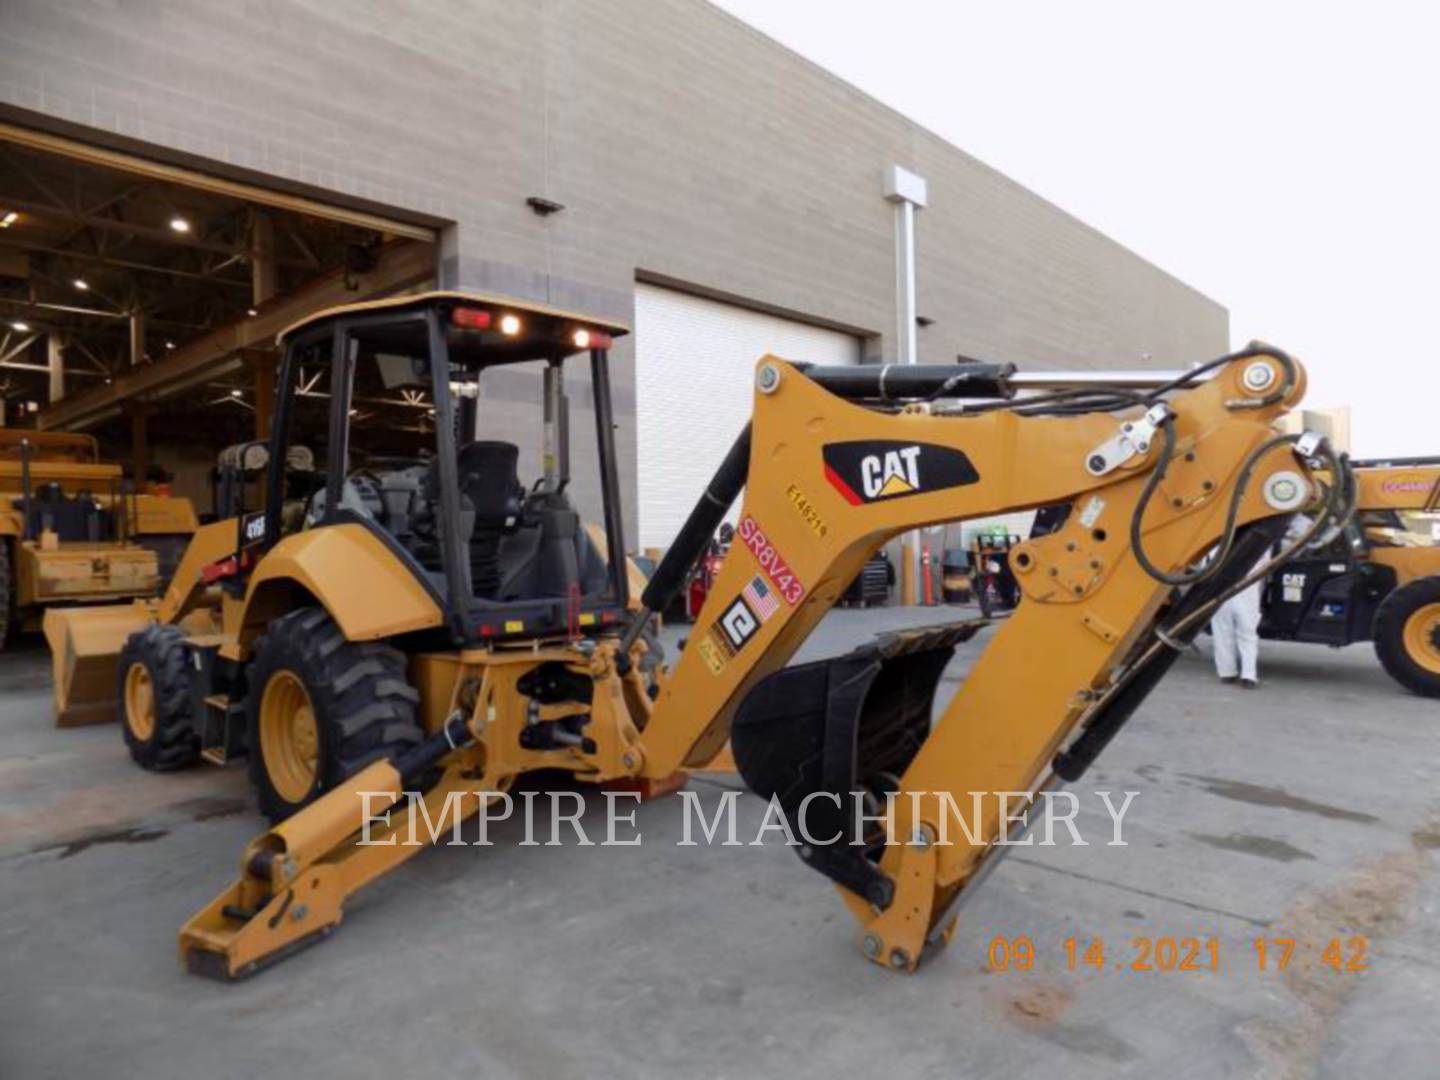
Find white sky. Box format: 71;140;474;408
712;0;1437;458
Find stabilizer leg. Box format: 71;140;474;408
180;715;494;979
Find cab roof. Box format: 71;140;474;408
277;290;630;344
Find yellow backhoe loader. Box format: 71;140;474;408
1;430;195;675
1257;456;1440;694
44;292;1348;979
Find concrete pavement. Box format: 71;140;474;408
1;607;1435;1079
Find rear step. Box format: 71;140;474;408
200;693;247;765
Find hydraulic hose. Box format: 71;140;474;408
1055;434;1350;782
1139;342;1298;409
1053;518;1288;781
1130;410;1347;590
1163;442;1352;642
1130;426;1286;587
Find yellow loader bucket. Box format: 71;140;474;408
42;602;154;727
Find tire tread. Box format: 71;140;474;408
1373;576;1440;698
246;607;423;823
118;624;200;770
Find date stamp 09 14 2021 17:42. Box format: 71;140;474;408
983;934;1371;975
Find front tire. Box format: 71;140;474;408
118;625;200;770
1373;577;1440;697
246;607;423;823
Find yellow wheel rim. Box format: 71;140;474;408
259;670;319;804
123;662;155;742
1403;601;1440;675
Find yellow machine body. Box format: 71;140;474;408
44;601;156;727
1367;544;1439;587
34;293;1345;980
43;513;648;730
1255;457;1440;691
156;326;1336;979
240;525;444;646
1;430;196;643
20;541;158;605
1352;462;1440;687
1353;463;1440;586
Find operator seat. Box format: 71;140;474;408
458;441;526;597
494;491;610;603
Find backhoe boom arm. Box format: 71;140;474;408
637;348;1337;968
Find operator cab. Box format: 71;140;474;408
263;291;632;645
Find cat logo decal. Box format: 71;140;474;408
822;441;979;505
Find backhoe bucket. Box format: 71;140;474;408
731;620;984;832
730;620;984;906
42;602;154;727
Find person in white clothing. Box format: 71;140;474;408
1211;576;1263;688
1209;515;1312;689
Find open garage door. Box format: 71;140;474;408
634;282;861;551
0;124;437;513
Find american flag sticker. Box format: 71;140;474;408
743;575;780;621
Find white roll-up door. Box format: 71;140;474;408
634;283;861;551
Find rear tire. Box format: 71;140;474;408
118;625;200;770
1373;577;1440;697
246;607;423;824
